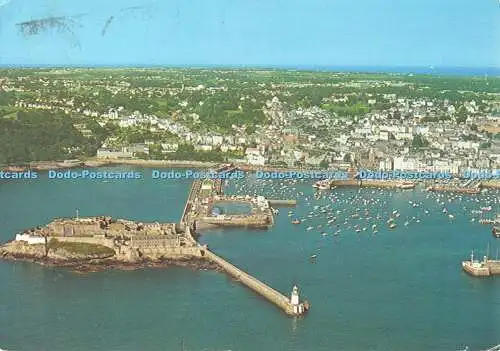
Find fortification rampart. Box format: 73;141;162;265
53;236;115;248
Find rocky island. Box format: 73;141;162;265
0;216;219;273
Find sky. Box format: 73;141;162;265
0;0;499;68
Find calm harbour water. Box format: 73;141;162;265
0;168;499;351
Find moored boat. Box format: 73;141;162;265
462;251;490;277
398;181;416;189
492;226;500;238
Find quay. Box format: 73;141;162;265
480;180;500;189
314;179;415;189
426;185;480;194
268;199;297;206
462;251;500;277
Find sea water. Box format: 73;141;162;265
0;168;499;351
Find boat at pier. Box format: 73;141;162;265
313;179;331;190
398;181;416;189
462;251;490;277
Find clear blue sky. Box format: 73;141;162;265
0;0;499;67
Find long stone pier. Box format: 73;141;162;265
181;164;309;317
181;179;202;224
203;249;308;316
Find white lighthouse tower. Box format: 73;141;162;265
290;285;304;315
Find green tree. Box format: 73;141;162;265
411;134;429;148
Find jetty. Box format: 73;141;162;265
181;164;308;316
480;180;500;189
314;179;415;189
268;199;297;206
426;185;480;194
203;249;308;316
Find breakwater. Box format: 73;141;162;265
196;215;272;230
268;199;297;206
181;164;309;317
427;186;480;194
327;179;415;189
203;249;308;316
480;181;500;189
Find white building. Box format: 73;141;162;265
393;156;426;171
245;148;266;166
290;285;305;315
15;234;45;245
96;148;134;159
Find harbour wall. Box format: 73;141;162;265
330;179;412;188
487;261;500;275
53;235;204;258
427;186;480;194
134;246;205;258
196;216;271;230
203;249;299;316
268;199;297;207
480;181;500;189
181;180;202;224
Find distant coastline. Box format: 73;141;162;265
0;65;498;77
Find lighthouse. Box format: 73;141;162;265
290;285;304;315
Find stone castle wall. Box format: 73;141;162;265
54;236;115;248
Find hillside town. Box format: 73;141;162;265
0;68;499;173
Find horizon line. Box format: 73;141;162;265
0;63;499;77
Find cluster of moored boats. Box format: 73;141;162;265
230;177;499;242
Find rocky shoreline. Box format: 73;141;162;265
0;242;221;273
